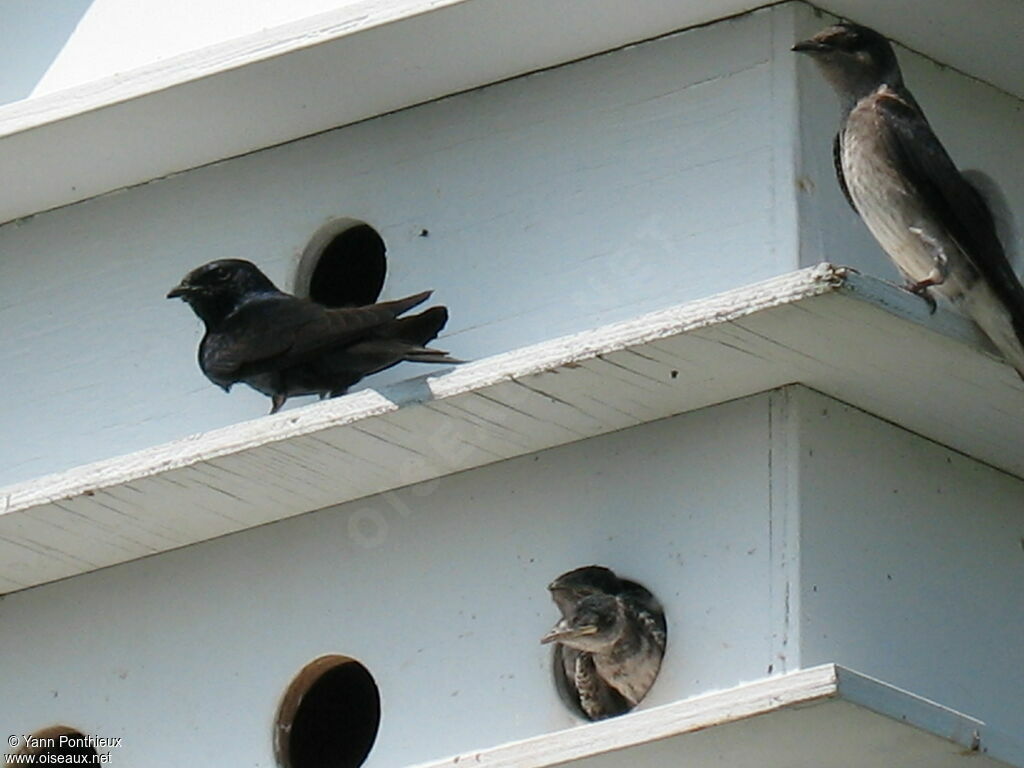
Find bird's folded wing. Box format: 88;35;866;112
204;291;432;379
875;91;1024;314
833;132;856;212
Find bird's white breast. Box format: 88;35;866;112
841;96;955;294
593;634;662;705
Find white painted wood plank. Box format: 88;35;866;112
0;537;69;589
246;439;390;498
834;667;987;753
419;400;541;454
2;264;1024;593
31;496;185;554
122;475;269;537
20;506;163;561
0;387;400;511
412;664;1016;768
570;360;675;422
411;665;838;768
514;374;644;435
455;383;592;445
563;703;1004;768
0;574;27;593
81;486;192;545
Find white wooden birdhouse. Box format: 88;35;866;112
1;2;1022;767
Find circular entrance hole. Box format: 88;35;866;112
296;222;387;308
11;726;99;759
275;655;381;768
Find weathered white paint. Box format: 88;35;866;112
416;665;1012;768
0;6;792;486
792;387;1024;752
0;394;782;767
8;265;1024;593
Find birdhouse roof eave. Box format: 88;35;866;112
1;0;1021;225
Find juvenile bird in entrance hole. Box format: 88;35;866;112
168;259;461;413
548;565;665;624
542;566;666;720
794;23;1024;378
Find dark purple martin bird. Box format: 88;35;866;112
542;566;666;720
168;259;460;413
794;23;1024;378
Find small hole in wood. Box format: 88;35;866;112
275;655;381;768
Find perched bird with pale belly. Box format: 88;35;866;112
794;22;1024;378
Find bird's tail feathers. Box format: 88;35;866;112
960;282;1024;379
402;345;465;365
388;306;449;345
374;290;433;318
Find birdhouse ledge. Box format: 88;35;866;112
1;262;1022;594
411;664;1021;768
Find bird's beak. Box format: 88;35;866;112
166;282;190;299
540;623;599;645
792;38;831;53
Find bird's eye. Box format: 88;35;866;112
839;33;861;50
210;267;230;281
